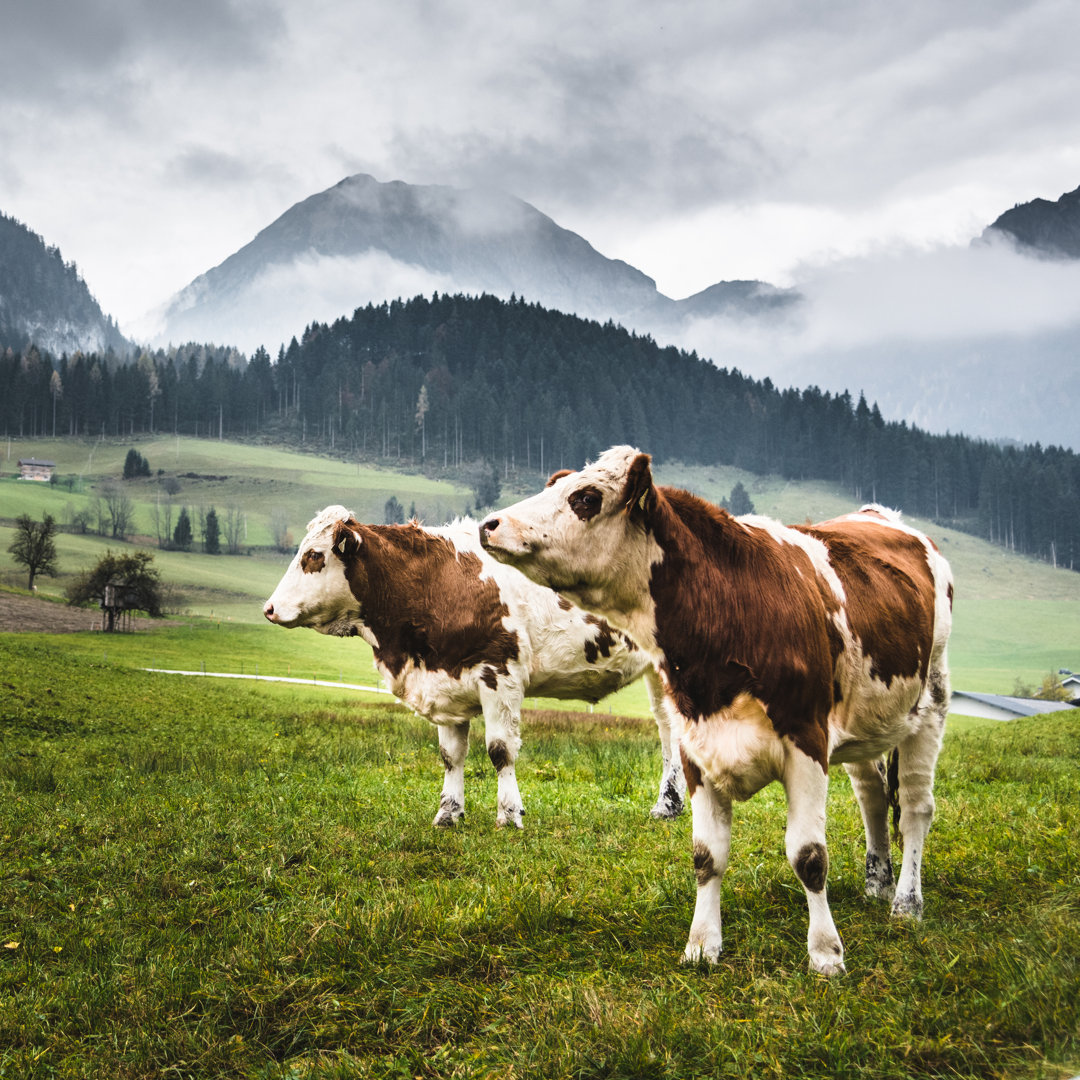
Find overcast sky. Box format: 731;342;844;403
3;0;1080;335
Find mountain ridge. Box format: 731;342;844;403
155;173;799;350
0;212;131;357
983;183;1080;258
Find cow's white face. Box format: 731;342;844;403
263;505;362;633
480;445;661;641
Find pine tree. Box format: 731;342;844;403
173;507;193;551
203;507;221;554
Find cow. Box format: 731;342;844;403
263;505;685;829
479;446;953;974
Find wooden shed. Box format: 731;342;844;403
17;458;56;481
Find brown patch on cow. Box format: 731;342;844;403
546;469;573;488
439;746;455;771
556;595;574;611
569;485;604;521
300;549;326;574
680;744;702;797
793;842;828;893
481;666;499;690
337;521;520;684
801;520;936;688
582;613;617;664
693;842;716;885
649;487;833;768
947;582;954;611
487;739;511;772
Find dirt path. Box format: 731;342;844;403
0;591;159;633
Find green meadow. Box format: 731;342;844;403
1;438;1078;1077
0;636;1076;1079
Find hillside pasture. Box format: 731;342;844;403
2;437;1080;691
0;635;1076;1078
1;435;473;550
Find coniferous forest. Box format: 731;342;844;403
3;291;1078;569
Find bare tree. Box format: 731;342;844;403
89;493;109;537
223;506;245;554
100;479;135;540
269;507;291;552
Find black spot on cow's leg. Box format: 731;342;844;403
487;739;511;772
692;842;716;886
794;842;829;893
439;746;455;771
865;852;894;898
651;779;684;819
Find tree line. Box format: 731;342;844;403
2;292;1078;569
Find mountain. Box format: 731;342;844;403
149;174;1079;449
153;173;797;352
983;184;1080;258
0;212;131;357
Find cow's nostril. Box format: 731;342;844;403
263;602;275;621
481;518;499;536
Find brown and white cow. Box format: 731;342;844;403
479;446;953;974
263;505;684;829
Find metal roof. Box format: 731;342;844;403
951;691;1075;718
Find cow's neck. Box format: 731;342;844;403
648;488;771;718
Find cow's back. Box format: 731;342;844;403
797;508;953;758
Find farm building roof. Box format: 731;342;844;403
951;690;1076;720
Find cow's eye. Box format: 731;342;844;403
301;548;327;574
569;487;603;521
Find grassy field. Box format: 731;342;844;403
0;636;1077;1079
2;436;1080;692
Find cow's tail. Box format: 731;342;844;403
886;748;902;846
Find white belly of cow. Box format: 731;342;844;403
827;672;927;763
681;693;788;803
383;661;516;726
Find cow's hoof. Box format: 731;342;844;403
433;799;463;828
810;955;847;977
891;892;923;920
681;936;722;966
495;808;524;830
650;798;683;820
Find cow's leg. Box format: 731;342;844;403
844;757;894;900
433;720;470;827
479;686;524;829
783;746;845;975
681;749;731;964
644;667;686;819
891;688;946;919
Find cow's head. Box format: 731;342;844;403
263;505;365;634
479;446;660;638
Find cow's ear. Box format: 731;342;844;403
332;519;362;559
545;469;573;489
623;453;655;523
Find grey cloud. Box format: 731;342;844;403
164;147;263;188
3;0;283;109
